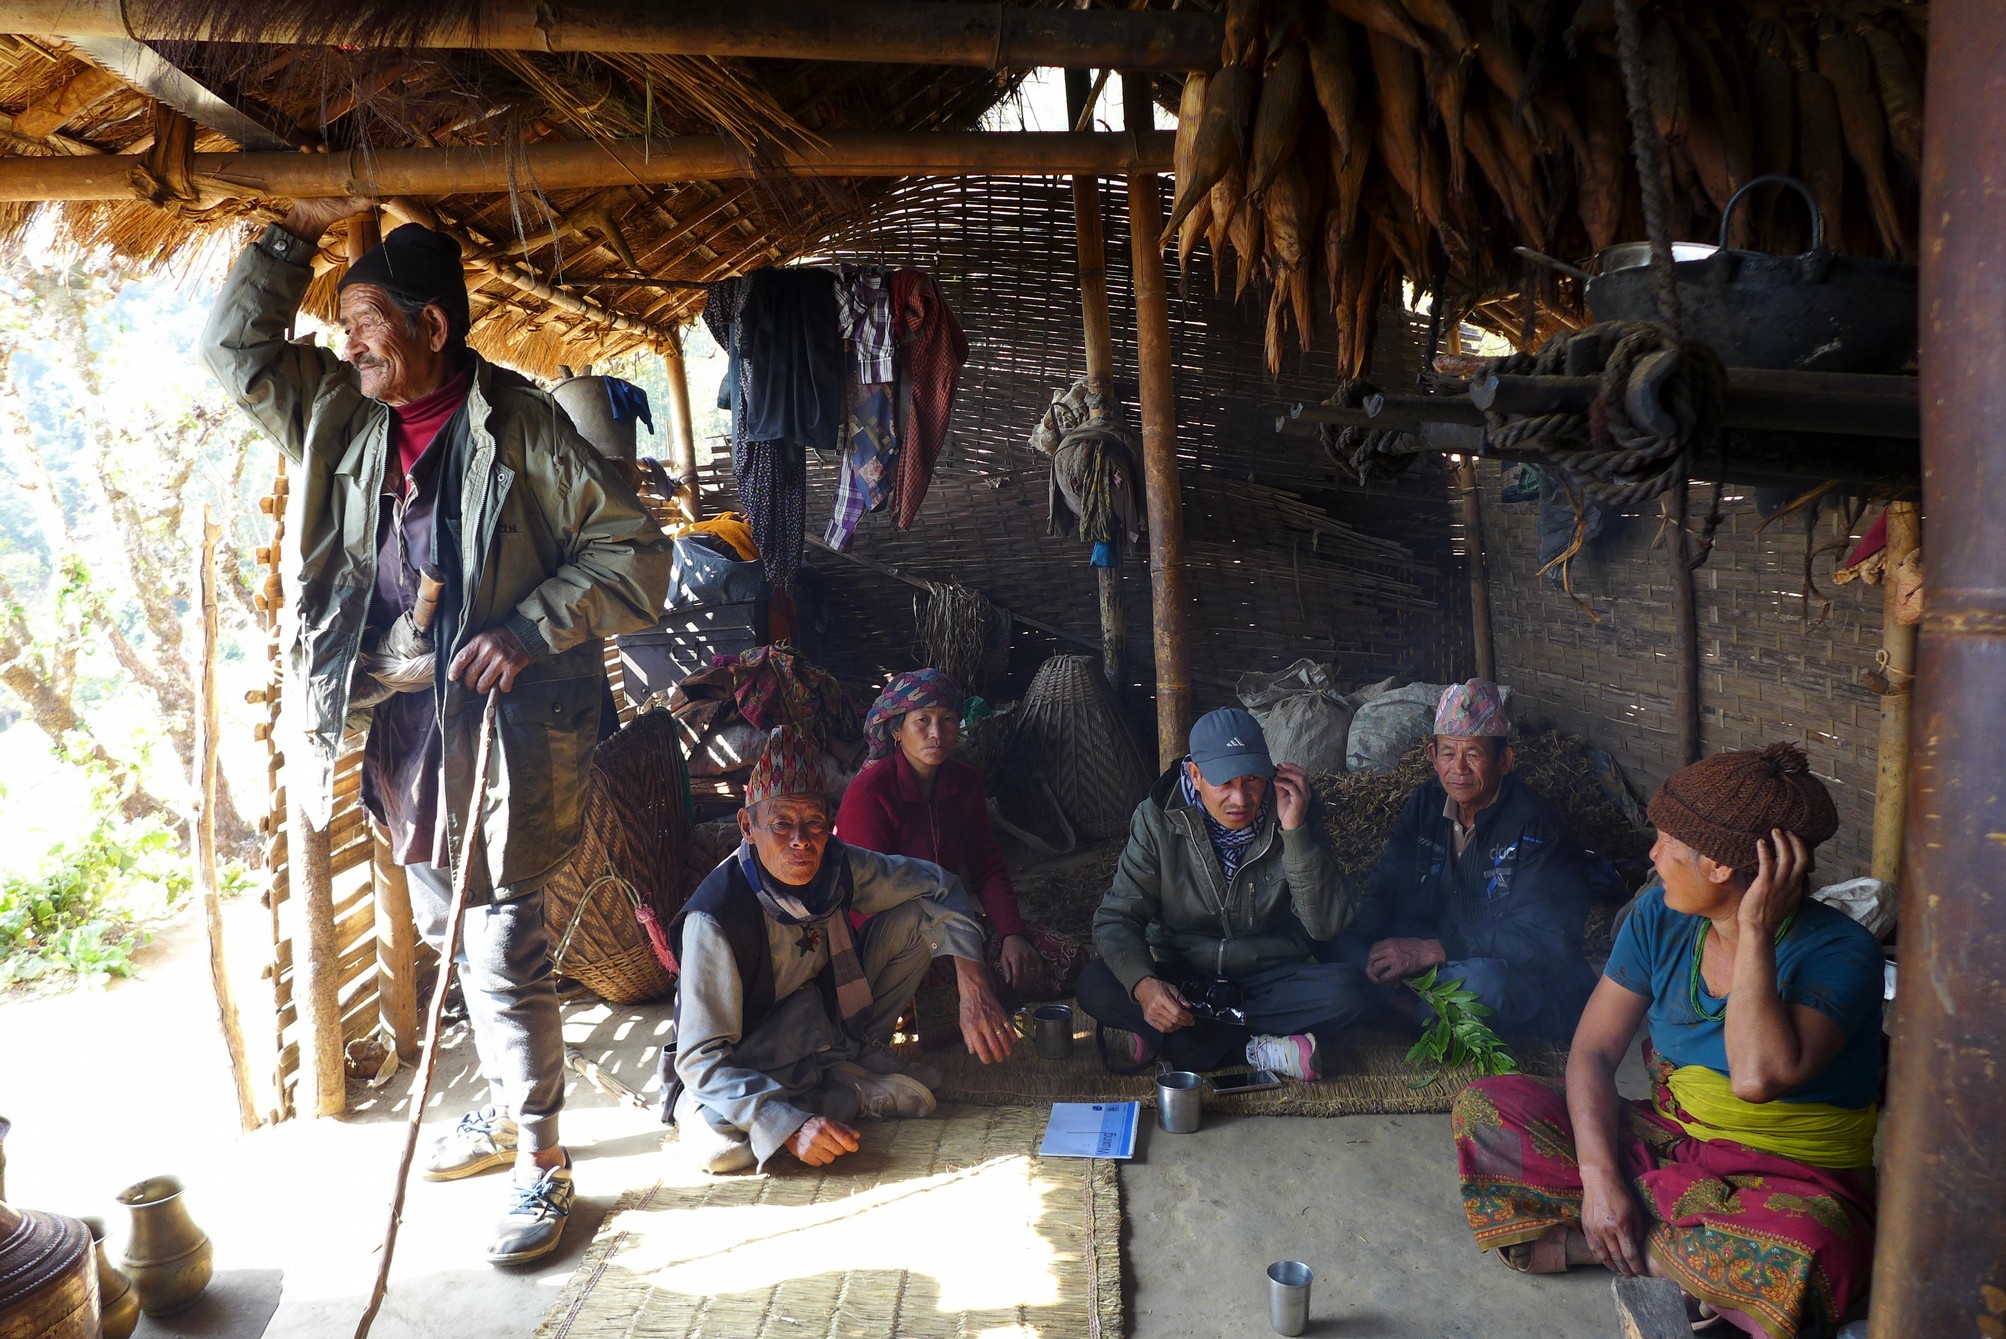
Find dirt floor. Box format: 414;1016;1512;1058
4;894;1639;1338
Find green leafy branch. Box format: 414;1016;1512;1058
1403;966;1519;1087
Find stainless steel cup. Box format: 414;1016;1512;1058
1156;1070;1203;1133
1267;1260;1313;1336
1033;1004;1075;1060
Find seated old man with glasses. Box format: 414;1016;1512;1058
660;725;1014;1175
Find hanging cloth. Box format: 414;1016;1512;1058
889;269;968;529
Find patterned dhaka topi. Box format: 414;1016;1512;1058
864;669;965;761
742;724;825;809
1434;679;1511;737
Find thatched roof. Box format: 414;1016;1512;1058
0;4;1048;374
0;0;1932;378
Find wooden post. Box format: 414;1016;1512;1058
292;794;347;1118
661;329;703;521
1870;501;1920;885
1662;482;1701;767
371;823;421;1064
1069;68;1124;691
1455;457;1495;681
1123;73;1192;766
195;507;258;1133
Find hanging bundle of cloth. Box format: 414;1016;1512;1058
705;263;969;566
1037;378;1142;569
665;643;866;792
705;269;842;592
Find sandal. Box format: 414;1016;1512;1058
1499;1229;1571;1274
1688;1299;1735;1334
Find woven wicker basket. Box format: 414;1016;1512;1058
543;710;694;1004
1008;653;1151;841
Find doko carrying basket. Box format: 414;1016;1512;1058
1008;654;1151;842
543;710;695;1004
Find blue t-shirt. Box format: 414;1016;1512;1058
1604;886;1883;1109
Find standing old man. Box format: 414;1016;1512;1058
665;725;1014;1174
1340;680;1614;1040
203;200;671;1264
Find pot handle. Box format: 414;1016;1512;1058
1720;174;1825;254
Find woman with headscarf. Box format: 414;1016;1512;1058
837;669;1086;1047
1451;743;1882;1337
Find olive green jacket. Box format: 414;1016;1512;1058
201;237;671;897
1092;763;1357;994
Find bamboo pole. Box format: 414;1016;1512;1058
1123;74;1191;767
1870;500;1920;884
195;507;259;1134
1455;457;1496;682
661;330;703;522
352;695;500;1339
292;788;347;1118
1068;68;1124;693
370;823;420;1064
0;131;1177;204
3;1;1224;71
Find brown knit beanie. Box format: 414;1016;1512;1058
1647;742;1839;872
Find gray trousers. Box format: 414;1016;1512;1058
684;898;939;1142
407;862;565;1152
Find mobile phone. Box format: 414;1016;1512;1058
1208;1069;1283;1094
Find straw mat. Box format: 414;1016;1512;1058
534;1105;1123;1339
901;1013;1567;1117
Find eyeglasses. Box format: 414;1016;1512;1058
761;817;830;840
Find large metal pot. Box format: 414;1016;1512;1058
0;1202;99;1339
1586;176;1917;373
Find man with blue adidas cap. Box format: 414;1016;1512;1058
1076;706;1372;1079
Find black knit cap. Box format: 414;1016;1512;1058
337;223;470;337
1647;741;1840;873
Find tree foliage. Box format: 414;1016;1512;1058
0;249;267;850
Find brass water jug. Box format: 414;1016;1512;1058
116;1176;213;1315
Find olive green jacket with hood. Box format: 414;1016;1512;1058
201;236;671;900
1093;762;1358;994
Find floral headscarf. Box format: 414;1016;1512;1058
864;669;965;761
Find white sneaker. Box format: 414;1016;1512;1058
1245;1033;1319;1081
423;1109;519;1181
829;1062;937;1120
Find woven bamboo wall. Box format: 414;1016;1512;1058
690;174;1467;712
1478;464;1886;880
254;466;388;1121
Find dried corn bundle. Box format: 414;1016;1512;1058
1154;0;1926;375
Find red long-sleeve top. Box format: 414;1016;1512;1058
835;752;1027;939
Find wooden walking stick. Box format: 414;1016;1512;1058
353;689;500;1339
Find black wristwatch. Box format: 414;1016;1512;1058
257;222;315;267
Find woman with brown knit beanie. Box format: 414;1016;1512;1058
1450;743;1883;1337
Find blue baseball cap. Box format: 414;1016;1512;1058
1187;707;1274;785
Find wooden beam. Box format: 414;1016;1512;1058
661;331;702;521
11;61;123;139
0;130;1176;202
369;823;420;1064
8;1;1224;71
1068;68;1123;694
1124;74;1191;767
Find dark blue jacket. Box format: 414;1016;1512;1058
1359;774;1614;1039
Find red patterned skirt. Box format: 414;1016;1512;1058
1452;1065;1875;1339
908;923;1089;1049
